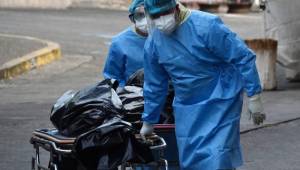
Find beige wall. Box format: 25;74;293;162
0;0;131;9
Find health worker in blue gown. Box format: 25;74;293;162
103;0;147;87
140;1;266;170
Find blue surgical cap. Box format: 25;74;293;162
145;0;177;16
129;0;145;15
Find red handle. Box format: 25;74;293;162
154;124;175;129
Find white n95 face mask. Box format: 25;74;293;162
153;13;176;34
135;17;148;34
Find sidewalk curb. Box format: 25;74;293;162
0;34;61;80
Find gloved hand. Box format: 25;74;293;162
248;94;266;125
140;121;154;140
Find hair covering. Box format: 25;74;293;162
129;0;145;15
145;0;177;15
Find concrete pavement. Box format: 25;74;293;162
0;9;300;170
0;34;61;79
0;9;129;57
241;119;300;170
240;63;300;132
0;35;44;65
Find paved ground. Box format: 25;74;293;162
0;9;265;58
0;9;130;58
0;9;299;170
0;35;45;65
241;119;300;170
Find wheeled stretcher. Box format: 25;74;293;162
30;128;168;170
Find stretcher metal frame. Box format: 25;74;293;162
30;129;168;170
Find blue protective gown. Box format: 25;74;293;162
103;27;146;86
142;11;262;170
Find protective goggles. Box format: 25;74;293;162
129;6;146;23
